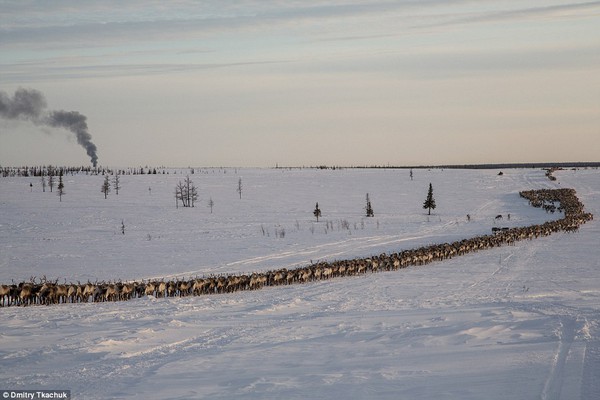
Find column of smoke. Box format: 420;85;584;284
0;88;98;167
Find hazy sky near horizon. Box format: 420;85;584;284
1;0;599;167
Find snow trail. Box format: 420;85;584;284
541;317;577;400
581;340;600;400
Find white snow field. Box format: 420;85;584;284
1;167;599;399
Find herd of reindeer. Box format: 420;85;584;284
0;187;593;307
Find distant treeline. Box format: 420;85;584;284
0;166;232;178
3;162;599;177
278;162;600;170
1;166;158;177
396;162;600;170
1;165;96;177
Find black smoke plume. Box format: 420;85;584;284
0;88;99;167
46;111;98;167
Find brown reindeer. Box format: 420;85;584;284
18;283;36;306
192;278;208;295
121;282;137;301
249;273;267;290
0;284;13;306
178;280;192;296
144;281;157;297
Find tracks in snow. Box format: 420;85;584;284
541;316;577;400
511;302;600;400
154;219;461;280
581;340;600;400
229;219;460;268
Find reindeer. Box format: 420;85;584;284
298;268;313;283
249;273;267;290
67;284;80;303
121;282;137;301
55;284;69;304
0;284;14;306
18;282;36;306
312;265;323;281
192;278;208;295
368;258;381;273
144;281;157;297
271;270;286;286
216;276;227;293
157;281;168;298
37;281;57;305
167;281;177;297
178;280;192;296
225;275;242;293
322;266;333;280
82;281;97;302
103;283;121;302
284;270;296;285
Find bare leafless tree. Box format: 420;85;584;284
48;174;55;192
175;176;198;207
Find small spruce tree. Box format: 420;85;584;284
365;193;374;217
113;173;121;195
57;173;65;202
101;175;111;199
423;183;436;215
313;202;322;222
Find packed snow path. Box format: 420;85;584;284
1;167;599;399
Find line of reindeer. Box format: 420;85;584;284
1;188;593;307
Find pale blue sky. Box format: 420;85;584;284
1;0;599;167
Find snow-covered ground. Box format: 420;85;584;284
1;167;599;399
